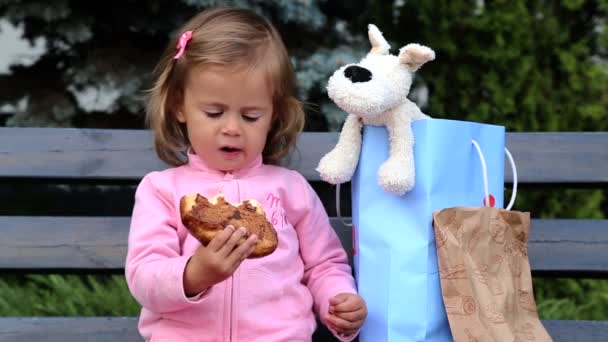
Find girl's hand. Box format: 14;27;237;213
326;293;368;337
183;225;258;297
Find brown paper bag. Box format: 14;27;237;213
433;206;552;342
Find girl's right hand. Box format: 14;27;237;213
183;225;258;297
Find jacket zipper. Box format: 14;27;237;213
224;171;235;342
230;275;234;342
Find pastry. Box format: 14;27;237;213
180;193;278;258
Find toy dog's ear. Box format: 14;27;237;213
367;24;390;56
399;43;436;72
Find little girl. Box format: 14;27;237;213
125;7;366;342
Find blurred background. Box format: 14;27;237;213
1;0;607;322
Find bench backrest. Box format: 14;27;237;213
1;127;607;277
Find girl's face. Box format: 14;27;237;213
177;64;274;172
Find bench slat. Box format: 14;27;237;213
1;128;607;183
541;320;608;341
505;132;608;183
0;317;140;342
1;216;606;274
0;317;604;342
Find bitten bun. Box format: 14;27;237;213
180;193;278;258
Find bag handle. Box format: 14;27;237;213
335;140;519;225
336;182;352;226
471;140;518;210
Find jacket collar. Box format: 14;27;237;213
185;148;263;179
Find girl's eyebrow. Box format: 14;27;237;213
197;102;270;112
198;101;226;108
241;105;270;112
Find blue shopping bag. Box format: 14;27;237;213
352;118;506;342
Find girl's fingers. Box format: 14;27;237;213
206;225;235;252
326;314;362;334
332;298;358;313
332;295;367;314
329;293;349;306
227;234;258;266
328;309;364;322
219;226;248;256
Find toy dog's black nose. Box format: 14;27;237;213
344;65;372;83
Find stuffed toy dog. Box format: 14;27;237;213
317;24;435;195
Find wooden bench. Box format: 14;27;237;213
0;127;607;341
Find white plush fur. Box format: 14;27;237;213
317;24;435;195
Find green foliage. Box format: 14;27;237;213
534;278;608;320
512;188;605;219
2;1;605;133
0;274;140;316
364;0;608;132
1;1;606;131
1;274;607;321
0;0;369;130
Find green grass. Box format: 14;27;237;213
533;278;608;320
0;274;140;316
0;274;606;320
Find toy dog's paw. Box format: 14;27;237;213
377;160;415;195
317;151;354;184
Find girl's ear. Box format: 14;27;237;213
176;110;186;123
174;91;186;123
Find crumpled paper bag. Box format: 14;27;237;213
433;206;552;342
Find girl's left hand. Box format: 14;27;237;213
326;293;367;337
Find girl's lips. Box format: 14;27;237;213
219;147;243;159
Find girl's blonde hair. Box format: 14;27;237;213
146;7;305;166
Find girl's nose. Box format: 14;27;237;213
221;114;242;136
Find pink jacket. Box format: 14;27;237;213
125;152;358;342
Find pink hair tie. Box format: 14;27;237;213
174;30;193;59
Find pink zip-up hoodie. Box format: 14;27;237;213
125;152;358;342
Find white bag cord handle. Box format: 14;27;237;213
471;140;518;210
336;182;352;226
335;140;519;224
